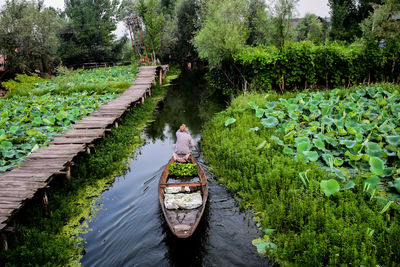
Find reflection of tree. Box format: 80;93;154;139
145;68;227;142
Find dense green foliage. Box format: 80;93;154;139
328;0;383;41
234;41;400;93
296;14;328;43
0;92;116;172
248;86;400;198
0;0;61;75
3;65;137;96
202;84;400;265
169;162;198;177
0;69;177;266
193;0;248;67
60;0;125;65
0;65;138;172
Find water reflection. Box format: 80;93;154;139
161;201;210;267
80;68;271;267
145;69;227;142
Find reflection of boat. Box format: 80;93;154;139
159;155;208;238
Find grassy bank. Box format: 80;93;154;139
0;68;180;266
201;83;400;265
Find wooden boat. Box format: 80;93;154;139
159;154;208;238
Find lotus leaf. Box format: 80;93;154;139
340;140;356;148
285;121;297;133
303;151;319;162
261;117;279;128
297;142;311;154
256;108;265;118
355;134;364;143
385;135;400;146
334;168;347;180
320;179;341;197
366;142;382;157
256;140;267;150
321;117;334;125
345;151;362;161
1;141;13;150
394;178;400;194
369;157;385;175
391;104;400;116
365;175;380;189
252;238;277;254
2;150;15;158
313;138;325;150
225;118;236;126
263;228;276;235
271;136;284;146
283;147;294;155
334;158;344;166
342;181;355;190
265;102;277;109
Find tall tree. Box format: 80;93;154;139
361;0;400;80
175;0;199;63
0;0;61;75
269;0;299;51
193;0;248;67
296;13;327;43
328;0;383;41
143;0;164;62
247;0;271;46
59;0;121;65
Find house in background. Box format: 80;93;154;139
0;54;5;71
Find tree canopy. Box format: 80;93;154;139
59;0;123;65
0;0;61;75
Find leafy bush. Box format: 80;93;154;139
233;41;400;93
169;162;198;177
201;84;400;265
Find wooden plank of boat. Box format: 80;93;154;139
158;155;208;238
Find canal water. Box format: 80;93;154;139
80;69;271;266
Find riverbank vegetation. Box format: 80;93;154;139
202;83;400;265
0;68;179;266
0;65;138;172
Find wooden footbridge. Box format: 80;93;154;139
0;65;169;249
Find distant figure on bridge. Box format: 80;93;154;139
173;124;196;163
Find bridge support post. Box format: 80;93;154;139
42;191;49;213
66;165;71;182
0;232;8;251
159;70;163;85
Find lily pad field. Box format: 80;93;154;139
202;83;400;265
0;65;138;172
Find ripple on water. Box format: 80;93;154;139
80;69;273;267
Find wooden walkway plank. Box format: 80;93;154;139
50;137;97;145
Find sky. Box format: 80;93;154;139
0;0;331;37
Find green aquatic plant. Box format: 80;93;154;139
169;162;198;177
248;86;400;198
202;84;400;266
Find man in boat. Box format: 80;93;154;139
173;124;196;163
